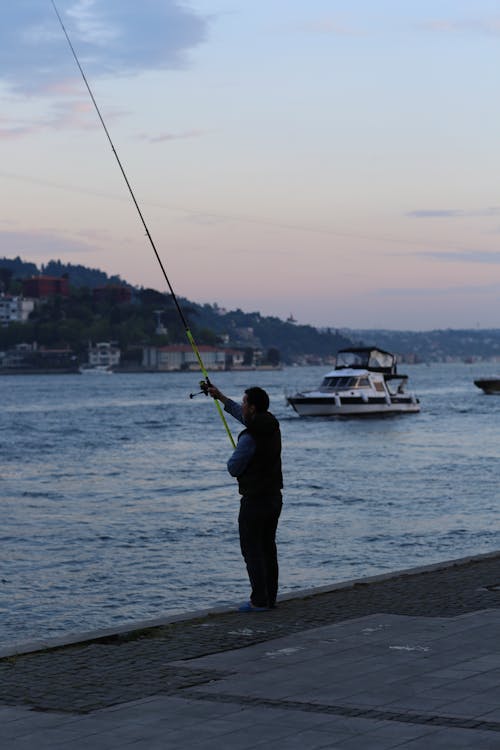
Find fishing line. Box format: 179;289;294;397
50;0;235;447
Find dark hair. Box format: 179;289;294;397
245;386;269;413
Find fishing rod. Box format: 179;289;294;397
50;0;235;447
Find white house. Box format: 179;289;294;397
0;295;35;324
87;341;121;368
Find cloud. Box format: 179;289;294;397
0;99;101;139
137;129;208;144
0;229;96;256
415;250;500;264
0;169;128;201
277;16;361;36
0;1;209;95
408;209;464;219
407;207;500;219
294;18;360;35
377;281;500;298
419;18;500;36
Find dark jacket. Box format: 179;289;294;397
236;411;283;499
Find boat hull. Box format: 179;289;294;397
474;379;500;394
79;365;113;374
287;395;420;417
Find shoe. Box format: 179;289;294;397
238;601;270;612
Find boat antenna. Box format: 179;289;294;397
50;0;235;447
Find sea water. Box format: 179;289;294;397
1;363;499;649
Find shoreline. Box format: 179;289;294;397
0;365;284;375
2;547;500;731
2;548;499;661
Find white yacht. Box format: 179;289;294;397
79;364;113;374
286;347;420;417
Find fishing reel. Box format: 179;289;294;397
189;379;211;399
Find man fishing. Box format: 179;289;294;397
207;384;283;612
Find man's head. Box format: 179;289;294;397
242;386;269;422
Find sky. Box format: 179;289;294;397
1;0;499;331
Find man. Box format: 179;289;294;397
208;384;283;612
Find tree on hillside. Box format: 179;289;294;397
266;347;281;366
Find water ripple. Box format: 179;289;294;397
1;365;500;648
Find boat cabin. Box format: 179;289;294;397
320;374;373;391
335;347;397;375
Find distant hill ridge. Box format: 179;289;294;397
2;256;500;362
0;255;354;362
0;256;126;289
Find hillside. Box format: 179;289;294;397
3;256;500;363
0;256;126;288
0;256;353;363
342;328;500;363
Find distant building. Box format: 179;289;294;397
142;345;244;371
22;276;69;298
223;348;246;369
92;285;132;305
35;346;77;369
0;342;34;368
233;326;261;348
0;343;77;371
0;295;35;324
86;341;121;368
235;326;255;341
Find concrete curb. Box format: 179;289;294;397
2;548;499;660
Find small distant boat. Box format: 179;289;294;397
79;364;113;374
474;378;500;394
286;347;420;417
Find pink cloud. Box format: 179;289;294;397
0;97;127;140
137;129;209;144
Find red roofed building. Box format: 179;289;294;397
22;276;69;298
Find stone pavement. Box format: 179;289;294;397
1;551;500;748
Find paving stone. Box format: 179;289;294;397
1;553;500;749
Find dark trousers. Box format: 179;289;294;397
238;495;282;608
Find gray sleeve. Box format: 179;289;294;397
227;432;256;477
224;398;245;425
